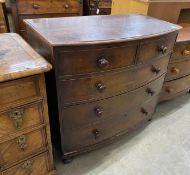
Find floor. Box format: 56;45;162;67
54;94;190;175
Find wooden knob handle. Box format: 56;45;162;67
182;50;190;56
97;58;109;68
94;106;104;117
151;66;161;74
32;4;40;9
171;67;180;74
159;45;168;54
165;87;173;93
92;129;100;139
146;88;155;96
65;4;69;9
96;82;106;92
141;108;148;115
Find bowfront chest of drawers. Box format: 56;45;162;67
161;26;190;101
10;0;83;40
0;33;56;174
24;15;180;161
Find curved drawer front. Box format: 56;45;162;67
59;56;169;105
57;43;138;76
0;102;44;139
63;96;158;152
0;128;46;169
161;75;190;101
138;33;177;63
166;59;190;81
171;42;190;61
62;74;165;129
17;0;80;14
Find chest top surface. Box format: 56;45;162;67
0;33;52;83
24;14;181;46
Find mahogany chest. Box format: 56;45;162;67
0;33;56;174
10;0;83;40
24;15;180;161
0;1;8;33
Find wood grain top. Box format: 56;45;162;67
177;26;190;43
24;14;181;46
0;33;52;83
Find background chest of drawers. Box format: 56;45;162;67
83;0;111;15
0;33;56;174
160;26;190;101
9;0;83;40
24;15;180;161
0;1;8;33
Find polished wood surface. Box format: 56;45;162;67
0;1;7;33
0;33;56;174
25;15;180;161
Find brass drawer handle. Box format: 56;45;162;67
151;65;161;75
171;67;180;74
97;58;109;69
32;4;40;9
22;160;33;175
96;82;106;92
182;50;190;56
16;135;27;151
94;106;104;117
8;109;24;129
141;108;148;115
65;4;70;9
146;88;155;96
159;45;168;54
92;129;100;139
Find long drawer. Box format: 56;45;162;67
165;59;190;81
161;74;190;101
59;56;169;105
0;128;47;169
62;74;165;129
0;101;44;139
63;96;158;152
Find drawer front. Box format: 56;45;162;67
165;59;190;81
138;33;177;62
59;56;169;105
17;0;81;14
161;75;190;101
0;129;46;168
62;74;165;129
0;102;44;138
0;76;41;108
57;44;138;76
63;96;158;152
171;42;190;61
1;152;50;174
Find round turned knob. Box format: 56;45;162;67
151;66;161;75
65;4;69;9
171;67;180;74
32;4;40;9
97;58;109;69
146;88;155;96
141;108;148;115
182;50;190;56
92;129;100;139
165;87;173;93
94;106;104;117
96;82;106;92
159;45;168;54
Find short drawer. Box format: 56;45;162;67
161;74;190;101
165;59;190;81
63;96;158;152
171;42;190;61
0;76;41;108
0;102;44;138
0;128;46;169
62;74;165;128
138;33;177;62
57;43;138;76
17;0;81;14
1;152;50;174
59;56;169;105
